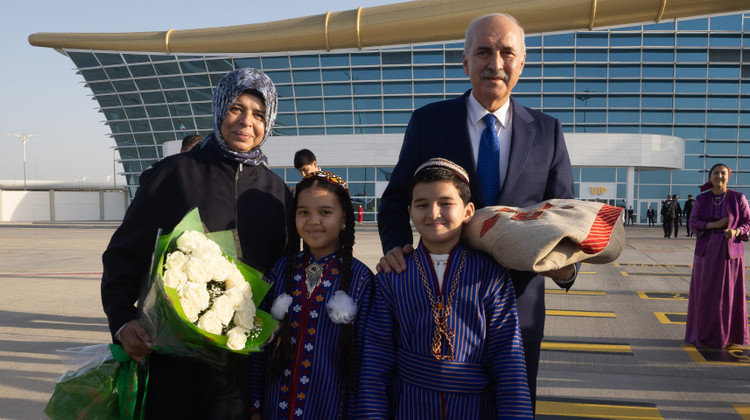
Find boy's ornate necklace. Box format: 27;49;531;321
413;249;466;361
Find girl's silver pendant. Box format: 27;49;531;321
305;262;323;297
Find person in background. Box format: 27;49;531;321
358;158;532;418
661;194;674;238
685;163;749;348
684;194;695;237
180;134;203;152
627;206;634;226
294;148;322;176
376;13;576;411
672;194;682;238
139;134;204;186
647;205;656;226
357;204;364;224
101;68;297;419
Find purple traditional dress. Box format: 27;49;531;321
686;189;750;348
264;249;373;419
357;241;532;419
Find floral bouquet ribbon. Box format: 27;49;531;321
462;199;625;273
138;208;278;365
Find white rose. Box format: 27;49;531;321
181;300;201;323
225;287;248;310
212;295;235;326
186;257;211;283
163;268;187;290
197;310;223;335
165;250;188;272
226;327;249;350
176;230;207;254
179;281;210;311
192;240;222;262
205;256;233;283
234;301;257;330
225;268;247;290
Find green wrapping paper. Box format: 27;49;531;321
44;344;146;420
138;208;278;365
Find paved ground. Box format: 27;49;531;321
0;223;748;419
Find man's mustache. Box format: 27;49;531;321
480;69;509;82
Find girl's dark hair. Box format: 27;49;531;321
271;176;357;389
409;165;472;204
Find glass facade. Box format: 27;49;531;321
64;12;749;223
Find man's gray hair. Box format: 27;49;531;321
464;13;526;55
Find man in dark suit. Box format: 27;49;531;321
661;194;674;237
377;13;576;411
647;205;656;226
671;194;682;238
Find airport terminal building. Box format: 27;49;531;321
34;10;750;223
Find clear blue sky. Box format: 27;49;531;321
0;0;395;183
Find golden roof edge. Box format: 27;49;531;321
28;0;749;54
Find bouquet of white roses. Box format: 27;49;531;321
139;208;277;364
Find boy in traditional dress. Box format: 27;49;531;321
357;158;532;419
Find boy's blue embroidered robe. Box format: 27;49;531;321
357;242;532;419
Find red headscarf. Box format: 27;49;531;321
700;163;731;192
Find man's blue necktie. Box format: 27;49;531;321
478;113;500;205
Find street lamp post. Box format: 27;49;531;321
7;133;39;190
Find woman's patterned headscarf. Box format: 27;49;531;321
207;68;278;166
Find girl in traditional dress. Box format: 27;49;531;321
357;158;532;419
264;171;373;419
686;163;750;348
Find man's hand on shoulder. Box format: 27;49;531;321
541;264;576;291
376;244;414;274
541;264;575;281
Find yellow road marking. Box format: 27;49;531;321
542;342;632;354
654;312;686;325
536;400;662;419
545;289;606;296
615;262;690;268
682;344;750;365
733;404;750;420
622;272;689;277
637;291;688;300
546;309;615;318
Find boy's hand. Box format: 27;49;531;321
377;244;414;274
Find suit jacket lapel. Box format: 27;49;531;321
498;97;536;204
452;91;475;173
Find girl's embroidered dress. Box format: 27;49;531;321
357;241;533;419
686;190;750;348
264;249;373;419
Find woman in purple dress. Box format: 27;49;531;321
686;163;750;348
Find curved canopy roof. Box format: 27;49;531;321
28;0;750;53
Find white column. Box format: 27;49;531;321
626;166;635;210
